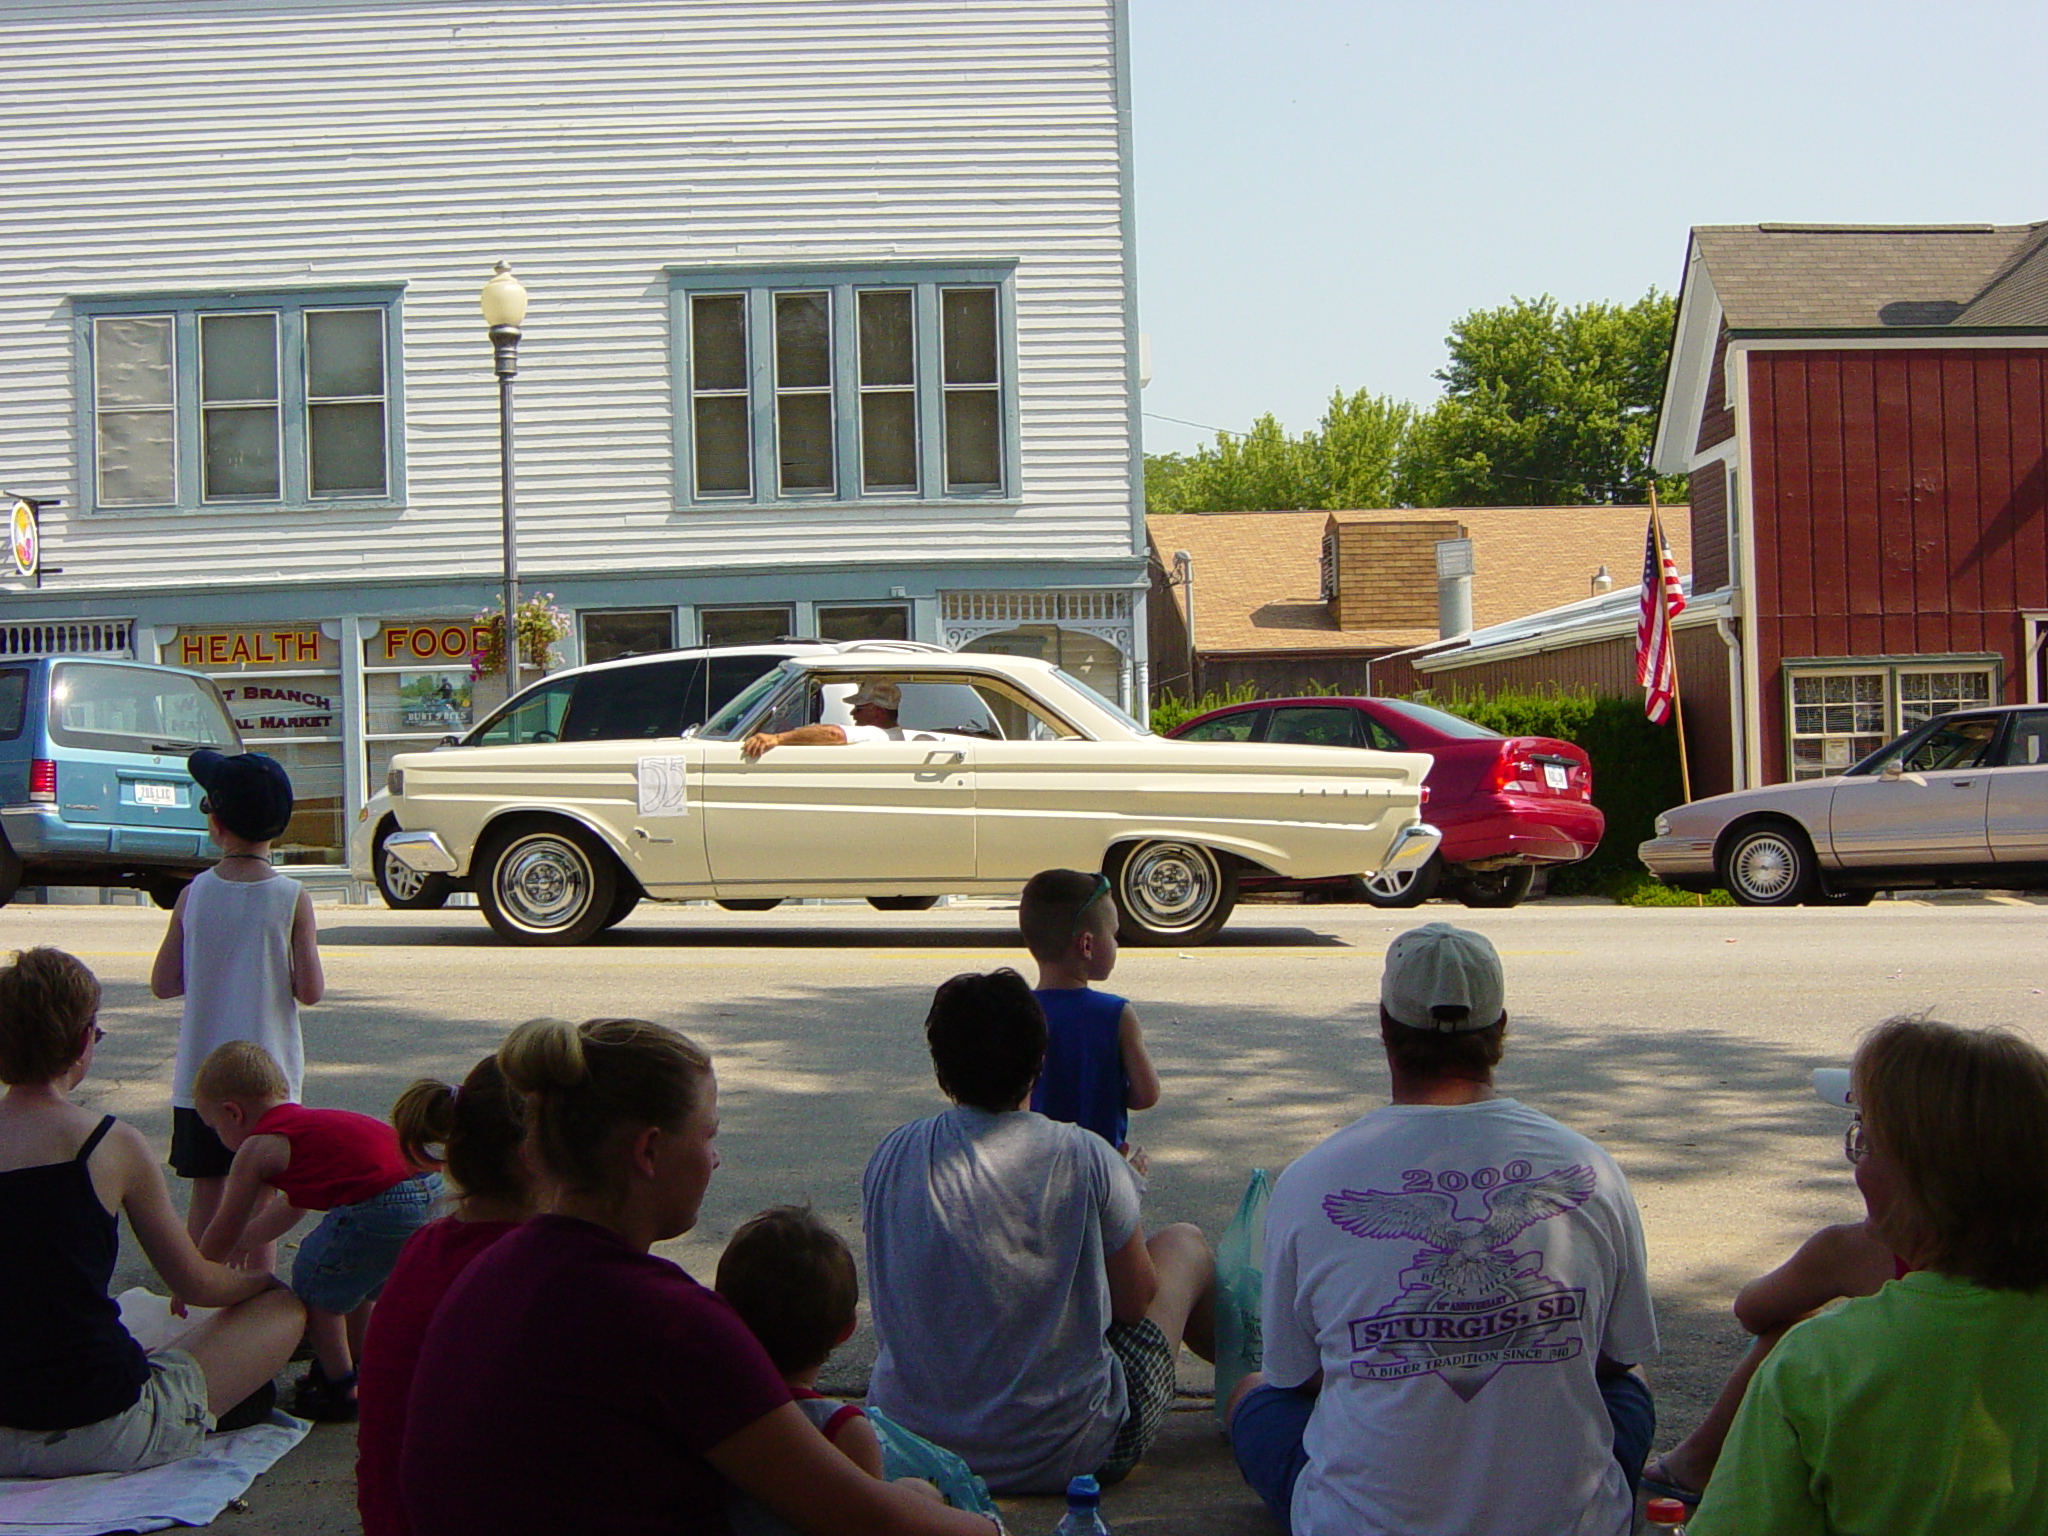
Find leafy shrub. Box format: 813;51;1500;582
1417;687;1683;895
1608;871;1734;907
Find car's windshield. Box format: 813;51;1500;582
47;662;241;755
1374;699;1502;740
1055;668;1148;736
1850;714;2001;775
697;664;798;741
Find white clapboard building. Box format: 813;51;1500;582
0;0;1146;865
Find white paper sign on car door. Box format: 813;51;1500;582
637;756;690;816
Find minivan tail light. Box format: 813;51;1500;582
29;759;56;801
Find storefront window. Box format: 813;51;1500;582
817;603;909;642
364;621;490;802
582;609;675;664
701;605;792;648
1787;661;1996;780
962;624;1122;703
169;625;343;862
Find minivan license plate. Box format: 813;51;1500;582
134;782;180;808
1542;763;1568;791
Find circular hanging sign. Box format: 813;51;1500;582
9;500;37;578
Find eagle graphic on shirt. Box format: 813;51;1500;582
1323;1165;1597;1400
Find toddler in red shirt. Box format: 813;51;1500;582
192;1042;440;1420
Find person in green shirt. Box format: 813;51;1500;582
1690;1015;2048;1536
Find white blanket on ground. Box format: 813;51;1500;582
0;1291;310;1534
0;1413;309;1535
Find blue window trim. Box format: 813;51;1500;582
71;285;407;516
666;261;1020;511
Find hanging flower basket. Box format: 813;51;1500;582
469;592;572;681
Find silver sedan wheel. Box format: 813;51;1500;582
1723;824;1813;907
381;849;432;903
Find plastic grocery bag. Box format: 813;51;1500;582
866;1407;1001;1518
1212;1167;1270;1425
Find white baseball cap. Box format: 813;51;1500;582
849;680;902;711
1380;922;1506;1033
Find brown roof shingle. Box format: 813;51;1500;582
1148;507;1691;654
1694;222;2048;332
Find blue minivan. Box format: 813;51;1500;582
0;656;243;907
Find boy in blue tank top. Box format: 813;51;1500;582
1018;870;1160;1163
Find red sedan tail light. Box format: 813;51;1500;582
29;759;56;802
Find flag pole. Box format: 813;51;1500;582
1650;486;1693;804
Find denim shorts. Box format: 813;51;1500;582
0;1350;211;1479
292;1173;443;1313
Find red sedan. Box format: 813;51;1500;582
1167;697;1603;908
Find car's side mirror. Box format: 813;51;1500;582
1880;760;1904;781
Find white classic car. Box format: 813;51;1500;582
383;651;1441;946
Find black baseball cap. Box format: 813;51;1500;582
187;750;294;843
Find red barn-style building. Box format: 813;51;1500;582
1424;222;2048;796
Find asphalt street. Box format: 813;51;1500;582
17;892;2048;1533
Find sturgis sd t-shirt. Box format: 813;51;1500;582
1262;1098;1659;1536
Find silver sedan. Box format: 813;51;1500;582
1640;705;2048;906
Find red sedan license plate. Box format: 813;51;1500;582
1542;763;1568;791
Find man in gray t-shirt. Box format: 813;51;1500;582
862;969;1214;1495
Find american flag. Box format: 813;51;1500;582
1634;507;1686;724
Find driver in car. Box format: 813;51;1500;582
742;680;962;758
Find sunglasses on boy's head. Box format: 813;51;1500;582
1070;872;1111;939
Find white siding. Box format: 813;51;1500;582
0;0;1134;590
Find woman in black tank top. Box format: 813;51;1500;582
0;947;304;1476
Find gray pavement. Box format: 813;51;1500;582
19;893;2048;1533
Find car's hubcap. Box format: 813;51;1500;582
1735;837;1795;899
497;838;589;928
381;850;427;901
1122;843;1216;930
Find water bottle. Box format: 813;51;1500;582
1052;1473;1109;1536
1644;1496;1689;1534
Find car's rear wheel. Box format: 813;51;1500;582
1108;840;1238;946
1450;864;1535;909
1719;822;1817;907
716;898;783;912
868;895;940;911
374;819;452;911
145;877;190;911
476;821;617;946
1355;853;1443;909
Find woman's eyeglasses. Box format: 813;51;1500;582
1844;1116;1868;1164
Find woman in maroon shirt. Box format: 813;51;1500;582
400;1016;997;1536
356;1052;538;1536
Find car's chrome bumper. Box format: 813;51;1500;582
1638;835;1717;878
383;830;458;874
1379;821;1443;876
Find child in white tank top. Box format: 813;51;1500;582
150;751;325;1256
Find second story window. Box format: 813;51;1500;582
79;289;402;514
671;264;1016;509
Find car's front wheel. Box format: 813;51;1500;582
145;877;190;911
601;884;642;929
716;898;783;912
374;819;452;911
1719;822;1817;907
476;821;618;946
1108;840;1238;946
1450;864;1535;909
868;895;940;912
1355;853;1443;909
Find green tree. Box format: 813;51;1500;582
1395;291;1685;507
1144;389;1410;513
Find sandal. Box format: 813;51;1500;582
293;1362;359;1423
1640;1456;1703;1510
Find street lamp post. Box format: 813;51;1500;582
479;261;529;701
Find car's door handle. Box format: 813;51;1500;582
923;751;966;766
1952;780;1976;788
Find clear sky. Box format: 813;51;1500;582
1129;0;2048;455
